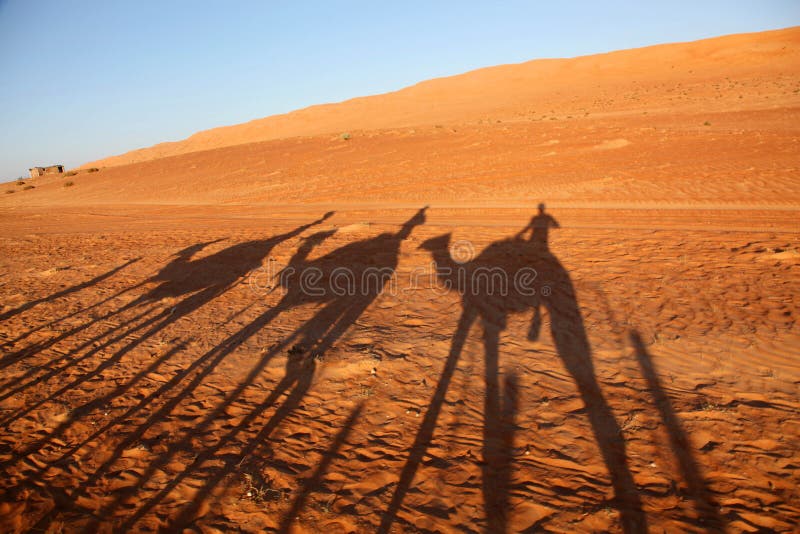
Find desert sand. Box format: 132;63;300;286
1;27;799;533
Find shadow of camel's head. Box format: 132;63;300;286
299;229;337;250
418;233;452;252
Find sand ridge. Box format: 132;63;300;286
76;26;800;170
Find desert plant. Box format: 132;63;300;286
340;132;351;141
64;170;78;177
704;121;711;126
64;181;74;187
5;189;15;194
242;472;284;503
23;185;35;190
16;180;25;186
87;167;99;172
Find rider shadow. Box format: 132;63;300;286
100;208;427;531
381;204;647;533
20;214;341;532
0;214;335;431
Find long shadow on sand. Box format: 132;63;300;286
10;208;426;532
1;214;334;526
110;207;425;531
1;206;726;532
630;330;724;531
380;204;648;533
0;214;333;432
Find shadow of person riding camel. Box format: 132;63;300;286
0;212;336;403
0;213;335;441
381;204;647;533
517;201;560;252
90;208;428;531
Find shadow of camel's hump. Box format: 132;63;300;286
458;238;569;321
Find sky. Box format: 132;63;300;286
1;1;798;180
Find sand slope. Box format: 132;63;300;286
0;28;795;211
80;26;800;170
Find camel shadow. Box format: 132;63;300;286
2;215;335;512
381;204;647;533
86;208;427;531
0;214;335;432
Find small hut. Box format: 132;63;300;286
29;165;64;178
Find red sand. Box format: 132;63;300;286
1;27;798;533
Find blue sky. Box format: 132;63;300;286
1;1;798;180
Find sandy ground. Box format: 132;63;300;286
1;27;799;534
0;205;797;533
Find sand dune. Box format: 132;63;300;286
80;26;800;170
0;28;794;210
1;27;798;533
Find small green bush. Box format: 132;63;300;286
340;133;351;141
64;181;75;187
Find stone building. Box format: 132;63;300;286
29;165;64;178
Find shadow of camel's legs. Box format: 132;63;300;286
481;322;514;533
278;401;365;534
47;300;294;532
119;294;376;530
630;331;724;531
166;292;378;528
379;305;477;533
548;301;647;533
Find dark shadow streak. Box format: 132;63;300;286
0;257;140;323
630;331;725;532
379;305;475;533
88;209;424;530
483;369;518;533
382;205;646;533
278;401;364;533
